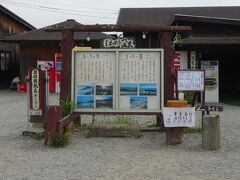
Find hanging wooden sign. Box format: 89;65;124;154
101;37;136;48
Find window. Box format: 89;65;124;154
0;52;11;71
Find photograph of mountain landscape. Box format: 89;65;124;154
77;96;94;108
96;96;113;109
96;84;113;95
139;83;157;96
77;84;94;95
130;96;147;109
120;83;138;95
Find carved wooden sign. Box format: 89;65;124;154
195;105;223;112
101;37;135;48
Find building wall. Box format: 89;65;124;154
19;41;60;80
19;40;101;81
0;14;28;37
0;11;31;88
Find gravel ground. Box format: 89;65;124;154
0;89;240;180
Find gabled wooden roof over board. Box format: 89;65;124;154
117;6;240;25
0;4;35;30
4;19;111;41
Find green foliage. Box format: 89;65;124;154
184;92;194;104
50;133;70;148
77;123;88;132
60;96;76;117
147;123;157;128
97;116;137;125
31;132;44;140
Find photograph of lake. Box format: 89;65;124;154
77;96;94;108
96;96;113;109
139;83;157;96
96;84;113;95
130;96;147;109
120;83;138;96
77;84;94;95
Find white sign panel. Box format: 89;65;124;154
177;70;205;91
201;61;219;103
119;51;161;110
163;107;195;127
74;52;115;109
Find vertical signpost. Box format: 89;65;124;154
22;68;48;136
29;68;44;116
25;68;48;132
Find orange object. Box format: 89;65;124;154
18;82;27;93
167;100;188;108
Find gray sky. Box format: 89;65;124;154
1;0;240;28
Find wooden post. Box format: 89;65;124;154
160;31;175;105
202;114;220;150
44;106;62;145
160;31;185;145
61;30;74;102
165;100;187;145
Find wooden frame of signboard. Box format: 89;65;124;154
71;48;164;114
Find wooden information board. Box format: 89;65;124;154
71;49;164;112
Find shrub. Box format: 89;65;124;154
31;133;44;140
60;96;76;117
50;132;70;148
184;92;194;104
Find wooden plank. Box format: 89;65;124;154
58;114;73;129
75;111;161;115
45;24;192;32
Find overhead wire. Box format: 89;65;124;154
0;0;118;19
18;0;118;12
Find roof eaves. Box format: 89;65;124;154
171;14;240;25
0;4;35;30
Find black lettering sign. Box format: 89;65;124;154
195;105;223;112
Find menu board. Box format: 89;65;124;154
73;49;163;112
177;70;205;91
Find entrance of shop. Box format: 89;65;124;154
0;51;18;89
200;46;240;105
